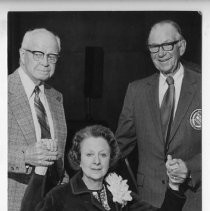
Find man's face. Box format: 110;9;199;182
148;23;186;75
20;32;59;85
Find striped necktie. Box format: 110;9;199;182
160;76;175;156
34;86;51;139
34;86;59;196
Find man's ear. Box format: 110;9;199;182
19;48;25;64
179;39;187;56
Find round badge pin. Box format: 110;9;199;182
190;109;201;130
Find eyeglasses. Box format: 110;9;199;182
24;49;59;64
148;40;181;53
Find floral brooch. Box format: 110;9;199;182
105;172;132;208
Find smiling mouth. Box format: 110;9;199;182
159;59;169;63
159;57;171;63
39;70;50;74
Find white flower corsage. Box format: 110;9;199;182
105;172;132;207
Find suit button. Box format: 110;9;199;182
10;167;14;171
162;180;165;184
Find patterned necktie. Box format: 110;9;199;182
160;76;175;154
34;86;59;196
34;86;51;139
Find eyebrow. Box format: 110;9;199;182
29;49;59;54
84;149;110;153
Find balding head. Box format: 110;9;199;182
148;20;184;45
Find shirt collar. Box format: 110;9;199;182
18;67;45;99
173;63;184;83
159;63;184;85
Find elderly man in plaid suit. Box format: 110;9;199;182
8;28;67;211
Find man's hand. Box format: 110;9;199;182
24;140;59;167
41;139;62;159
166;155;188;185
41;139;58;152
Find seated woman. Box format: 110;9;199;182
21;125;185;211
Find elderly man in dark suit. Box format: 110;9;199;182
8;28;67;211
116;20;201;211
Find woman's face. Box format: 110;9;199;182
80;136;111;186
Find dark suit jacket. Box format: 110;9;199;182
116;66;201;211
20;171;185;211
8;68;67;211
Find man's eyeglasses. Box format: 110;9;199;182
24;49;59;64
148;40;181;53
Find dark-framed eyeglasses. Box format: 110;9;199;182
24;49;59;64
148;40;181;53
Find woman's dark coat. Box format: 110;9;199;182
21;171;186;211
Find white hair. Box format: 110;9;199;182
148;20;185;45
21;28;61;52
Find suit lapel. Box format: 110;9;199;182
146;74;164;143
45;86;64;174
45;87;59;140
9;70;36;145
169;68;197;143
44;86;65;146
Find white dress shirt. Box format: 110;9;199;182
18;67;55;175
159;63;184;118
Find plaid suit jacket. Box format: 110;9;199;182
8;69;67;211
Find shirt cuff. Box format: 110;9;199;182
35;166;48;175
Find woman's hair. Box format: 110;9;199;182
68;125;120;170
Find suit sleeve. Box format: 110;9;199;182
20;173;57;211
35;193;56;211
115;83;137;158
8;104;32;174
186;153;201;189
159;188;186;211
129;188;186;211
20;174;45;211
185;81;201;189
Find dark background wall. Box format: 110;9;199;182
8;11;201;180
